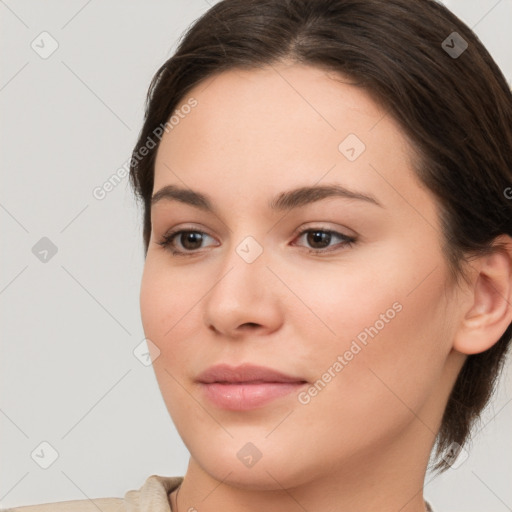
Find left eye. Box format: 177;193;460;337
156;228;356;256
293;228;356;253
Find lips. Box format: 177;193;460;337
196;363;308;411
196;363;307;384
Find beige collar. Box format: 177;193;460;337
124;475;183;511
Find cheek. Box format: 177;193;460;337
139;258;206;423
140;261;167;348
297;243;452;429
139;257;202;362
279;249;405;365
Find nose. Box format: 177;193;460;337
202;239;283;339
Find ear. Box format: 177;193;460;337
453;234;512;355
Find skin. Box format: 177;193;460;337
139;62;512;512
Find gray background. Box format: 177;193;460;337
1;1;511;510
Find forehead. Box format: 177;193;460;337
152;63;421;211
157;63;386;156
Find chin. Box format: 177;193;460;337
189;439;317;491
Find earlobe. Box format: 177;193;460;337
453;235;512;355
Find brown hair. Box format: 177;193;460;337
129;0;512;472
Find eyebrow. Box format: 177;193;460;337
150;183;383;212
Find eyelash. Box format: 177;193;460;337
156;227;356;257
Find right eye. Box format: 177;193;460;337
157;229;218;256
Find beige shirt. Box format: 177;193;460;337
3;475;436;512
2;475;183;512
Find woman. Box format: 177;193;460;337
8;0;512;511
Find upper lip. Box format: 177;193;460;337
196;363;308;384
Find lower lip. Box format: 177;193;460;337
199;382;307;411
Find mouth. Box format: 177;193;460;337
196;363;308;411
199;381;308;411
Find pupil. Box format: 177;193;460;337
182;232;202;249
308;231;330;248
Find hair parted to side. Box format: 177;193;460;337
129;0;512;472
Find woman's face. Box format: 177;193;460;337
140;63;466;489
